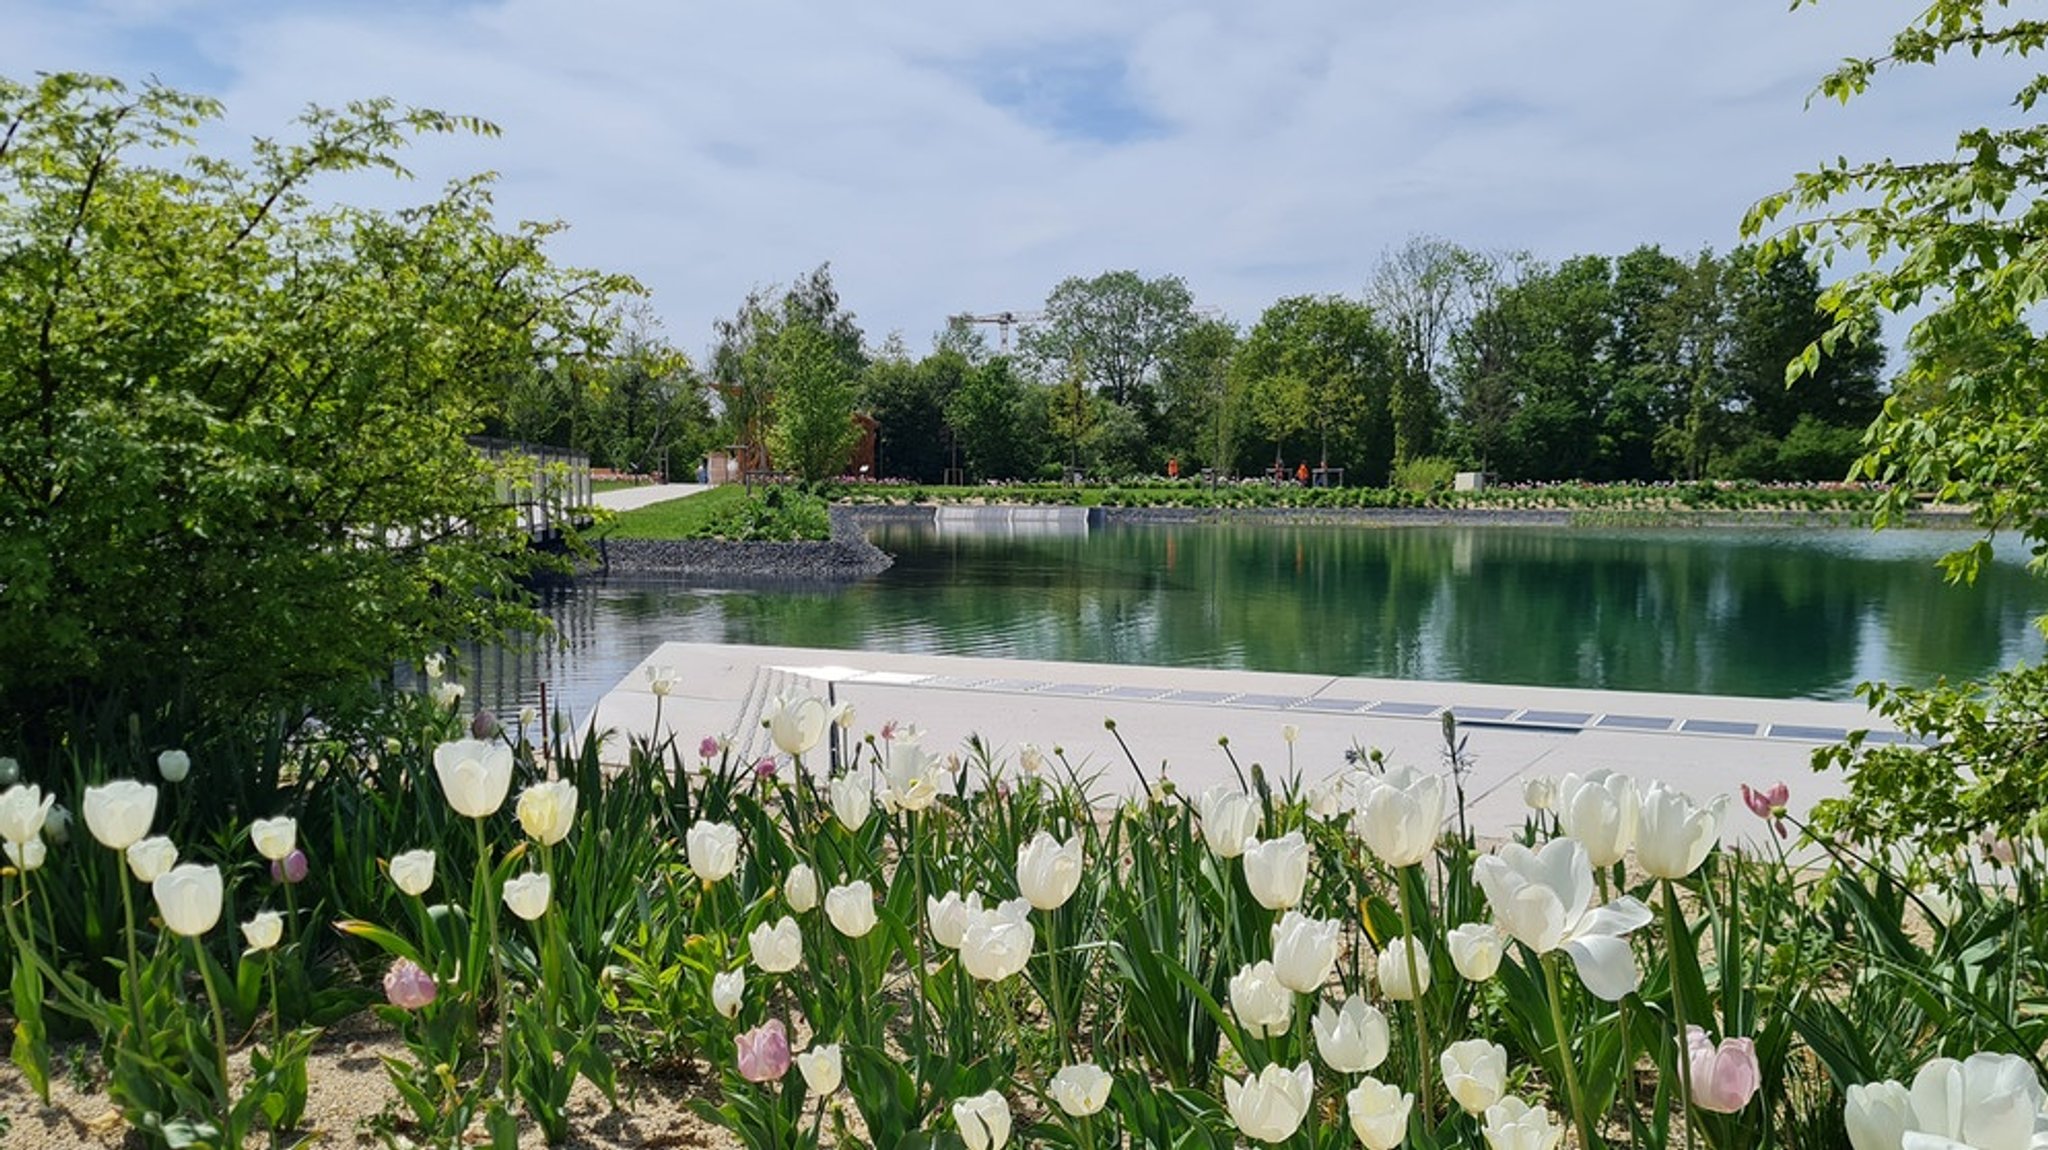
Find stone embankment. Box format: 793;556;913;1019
597;507;892;580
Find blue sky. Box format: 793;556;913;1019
3;1;2030;362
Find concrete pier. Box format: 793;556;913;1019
586;642;1899;843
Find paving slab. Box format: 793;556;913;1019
583;641;1892;843
590;483;710;511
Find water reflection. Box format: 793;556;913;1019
466;524;2048;721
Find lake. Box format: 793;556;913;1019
464;521;2048;723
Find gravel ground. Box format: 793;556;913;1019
0;1013;744;1149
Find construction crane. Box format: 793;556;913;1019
948;310;1042;352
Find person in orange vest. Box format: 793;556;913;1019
1296;461;1309;485
1167;456;1180;479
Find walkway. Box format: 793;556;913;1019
591;483;709;512
584;642;1896;843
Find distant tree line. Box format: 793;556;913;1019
491;238;1886;489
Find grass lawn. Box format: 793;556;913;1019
599;485;831;541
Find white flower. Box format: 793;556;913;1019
152;863;224;937
711;969;745;1018
1449;922;1506;982
881;738;946;812
1197;785;1259;858
126;836;179;883
1474;838;1653;1001
1243;831;1310;910
1270;910;1340;993
1377;936;1432;1001
0;758;17;786
432;740;513;819
389;849;436;897
1522;775;1556;812
1556;769;1637;868
424;652;446;680
749;917;803;973
84;779;158;850
249;815;297;861
1481;1096;1565;1150
1844;1080;1912;1150
1017;744;1046;776
953;1090;1012;1150
1049;1063;1113;1117
242;910;284;953
1347;1077;1415;1150
41;804;69;844
1313;995;1390;1073
1229;960;1293;1038
825;881;878;938
645;664;680;696
686;820;740;884
502;871;553;921
1846;1052;2048;1150
796;1043;842;1096
1442;1039;1509;1115
4;839;46;871
0;784;55;844
1281;723;1300;745
156;750;191;783
1225;1062;1314;1143
766;690;828;757
928;889;982;950
960;898;1034;981
516;780;579;846
1355;766;1446;868
1016;831;1082;911
829;773;873;831
784;862;819;912
1635;782;1728;880
431;680;465;709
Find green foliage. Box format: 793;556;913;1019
0;73;637;756
944;357;1045;482
1391;455;1458;494
702;486;832;542
1234;295;1397;481
1022;270;1198;407
767;322;863;485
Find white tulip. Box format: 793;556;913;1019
928;889;982;950
1347;1076;1415;1150
152;863;224;936
1481;1096;1565;1150
1355;767;1446;868
825;881;878;938
1449;922;1506;982
1243;831;1310;910
784;862;819;912
749;916;803;973
766;690;829;757
430;680;465;709
1270;910;1340;993
432;739;513;819
1313;995;1391;1073
1377;936;1432;1001
0;758;17;786
1049;1062;1113;1117
242;910;284;953
711;969;745;1018
960;898;1034;981
686;820;740;884
0;784;55;844
125;836;179;883
1636;782;1729;880
1197;785;1260;859
882;738;946;812
1522;775;1556;812
502;871;553;921
829;773;873;831
1225;1062;1314;1144
4;839;45;871
1016;831;1082;911
796;1043;842;1096
1017;743;1046;777
389;849;436;897
1556;769;1637;868
249;815;297;861
645;664;680;696
1228;960;1293;1038
1903;1052;2046;1150
1844;1080;1912;1150
953;1090;1012;1150
84;779;158;851
42;804;70;845
1442;1039;1509;1115
516;780;579;846
1473;838;1653;1001
156;749;191;783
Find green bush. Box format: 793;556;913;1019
1392;455;1458;494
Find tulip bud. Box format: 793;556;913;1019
1197;785;1259;859
712;969;745;1019
1346;1077;1414;1150
960;899;1033;981
698;735;721;760
152;863;224;937
1376;936;1431;1001
1449;922;1506;982
1270;910;1340;993
1557;769;1637;867
1481;1096;1564;1150
270;848;310;885
735;1020;791;1083
829;773;873;831
1228;960;1293;1038
1049;1063;1113;1117
1685;1026;1760;1114
1242;831;1310;911
250;815;297;861
953;1090;1012;1150
516;780;579;846
1843;1079;1911;1150
469;710;501;740
390;849;436;897
1016;831;1082;911
749;916;803;973
796;1043;843;1096
1441;1038;1508;1114
433;739;513;819
1636;782;1729;880
927;889;981;950
0;784;55;845
1355;767;1446;868
242;910;285;953
84;780;157;850
1313;995;1390;1073
4;839;46;871
686;820;740;884
502;871;553;921
784;862;819;913
156;749;191;783
1522;775;1556;812
42;803;70;845
766;690;827;756
1224;1062;1313;1144
825;881;878;938
384;957;438;1010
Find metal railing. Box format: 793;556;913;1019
466;436;593;543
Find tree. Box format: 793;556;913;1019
1232;295;1398;482
945;357;1042;481
1022;270;1197;407
711;264;868;479
579;312;708;476
1155;318;1241;474
766;320;862;485
861;344;969;483
1370;236;1490;465
0;74;636;753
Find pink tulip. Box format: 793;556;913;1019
1740;782;1790;840
699;736;720;760
383;958;437;1010
736;1019;791;1083
1686;1026;1760;1113
754;758;778;781
271;849;310;884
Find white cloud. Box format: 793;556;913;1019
4;0;2029;358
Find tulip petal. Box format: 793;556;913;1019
1561;933;1641;1001
1577;896;1654;938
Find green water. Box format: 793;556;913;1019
479;523;2048;718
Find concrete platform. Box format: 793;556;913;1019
584;642;1899;844
590;483;709;511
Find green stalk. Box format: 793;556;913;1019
191;936;236;1138
1543;951;1596;1150
116;863;147;1046
1046;903;1070;1065
1396;869;1436;1131
1664;880;1698;1150
474;817;510;1102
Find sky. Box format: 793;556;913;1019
3;1;2030;363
